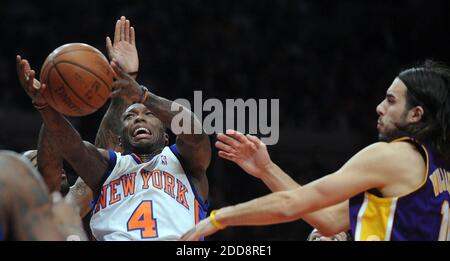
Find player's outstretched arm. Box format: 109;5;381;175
16;56;65;193
38;116;110;194
96;15;138;150
109;61;211;200
182;142;398;240
37;124;64;192
0;151;86;240
16;55;110;193
216;130;349;235
216;130;299;191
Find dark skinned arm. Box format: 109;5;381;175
110;61;211;200
96;15;138;151
144;94;211;199
66;15;137;215
63;92;127;220
16;56;108;197
39;106;110;193
37;124;64;192
16;55;64;193
0;151;86;240
95;97;130;151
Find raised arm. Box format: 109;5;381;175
16;55;110;193
95;15;138;150
109;61;211;200
37;124;64;192
37;110;94;218
146;92;211;199
39;109;109;193
65;16;139;216
216;130;348;235
0;151;86;240
182;142;399;240
95;98;129;151
16;57;65;193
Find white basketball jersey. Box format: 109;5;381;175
90;145;208;240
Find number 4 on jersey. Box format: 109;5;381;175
127;200;158;238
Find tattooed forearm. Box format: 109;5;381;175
1;152;86;240
95;97;130;150
14;187;86;241
14;187;54;240
38;107;109;192
37;124;63;192
1;153;58;240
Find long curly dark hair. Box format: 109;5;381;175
398;60;450;166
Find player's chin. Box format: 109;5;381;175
131;138;154;148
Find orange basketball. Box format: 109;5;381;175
40;43;113;116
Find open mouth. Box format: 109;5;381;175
132;127;153;140
377;120;384;130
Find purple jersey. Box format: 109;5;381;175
349;137;450;241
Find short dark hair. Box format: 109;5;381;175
398;60;450;165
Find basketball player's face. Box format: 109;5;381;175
121;103;166;153
376;78;409;141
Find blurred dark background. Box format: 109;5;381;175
1;0;450;240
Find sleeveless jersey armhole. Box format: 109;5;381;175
169;144;209;212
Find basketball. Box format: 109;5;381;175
40;43;113;116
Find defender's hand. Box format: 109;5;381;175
110;60;145;103
181;218;218;241
106;16;139;79
16;55;47;106
216;130;273;179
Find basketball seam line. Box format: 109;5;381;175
46;63;58;108
53;63;97;110
54;60;111;93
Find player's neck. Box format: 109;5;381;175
136;149;163;162
139;154;154;162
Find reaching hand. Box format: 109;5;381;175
216;130;273;179
106;16;139;79
110;60;146;103
16;55;48;106
181;217;218;241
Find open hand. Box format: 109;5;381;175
110;60;144;103
216;130;272;178
106;16;139;79
16;55;47;106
